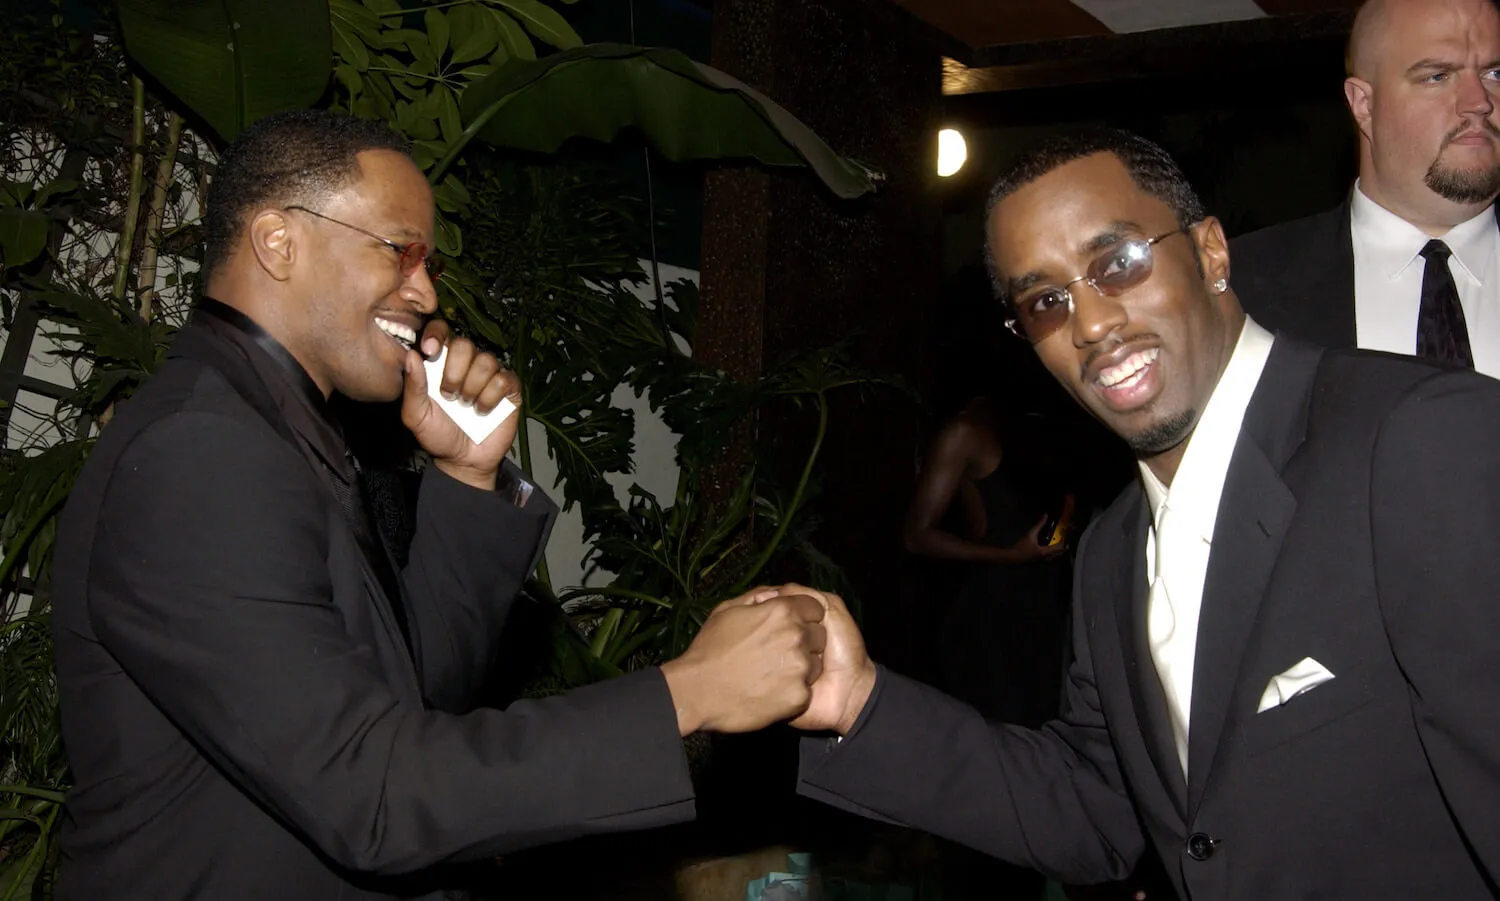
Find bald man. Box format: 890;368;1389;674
1233;0;1500;378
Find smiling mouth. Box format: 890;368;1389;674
374;316;417;352
1096;347;1159;389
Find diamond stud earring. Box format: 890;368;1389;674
1212;278;1228;294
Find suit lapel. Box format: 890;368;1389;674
1184;340;1322;816
1115;493;1189;819
172;320;421;684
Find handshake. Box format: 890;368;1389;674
658;584;879;738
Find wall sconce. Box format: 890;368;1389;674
937;128;967;177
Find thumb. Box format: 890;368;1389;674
402;348;431;414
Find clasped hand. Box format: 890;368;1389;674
660;583;877;738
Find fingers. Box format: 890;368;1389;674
804;620;828;655
419;318;450;359
782;592;827;624
432;334;518;414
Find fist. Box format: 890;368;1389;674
775;584;878;735
660;588;827;735
401;320;522;491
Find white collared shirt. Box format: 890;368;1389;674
1140;317;1276;775
1350;181;1500;378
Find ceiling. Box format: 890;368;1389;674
894;0;1364;50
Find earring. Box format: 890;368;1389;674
1212;278;1228;294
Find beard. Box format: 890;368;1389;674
1426;122;1500;204
1125;407;1195;456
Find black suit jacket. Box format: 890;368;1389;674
51;314;696;900
1231;197;1500;349
800;338;1500;900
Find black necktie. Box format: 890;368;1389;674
1417;240;1475;368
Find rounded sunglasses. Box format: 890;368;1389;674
285;205;445;280
1005;228;1187;343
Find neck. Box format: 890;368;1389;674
1142;443;1186;486
204;285;334;398
1358;169;1494;237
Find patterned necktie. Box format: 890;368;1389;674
1417;240;1475;368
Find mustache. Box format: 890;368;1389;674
1442;118;1500;148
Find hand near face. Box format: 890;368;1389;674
400;319;521;491
659;588;827;735
775;583;879;736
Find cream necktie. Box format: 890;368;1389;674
1148;504;1191;776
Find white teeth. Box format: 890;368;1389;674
374;317;416;349
1098;348;1159;388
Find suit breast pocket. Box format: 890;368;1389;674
1240;670;1376;758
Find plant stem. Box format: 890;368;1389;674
510;313;551;590
730;391;828;594
134;112;184;321
109;77;146;303
365;66;455;85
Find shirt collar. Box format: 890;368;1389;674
194;298;352;478
1350;179;1495;283
1138;316;1276;537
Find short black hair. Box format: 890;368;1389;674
202;109;411;279
983;128;1206;302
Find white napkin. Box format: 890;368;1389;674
1257;656;1336;713
422;346;516;444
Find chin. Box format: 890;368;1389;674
1123;407;1195;456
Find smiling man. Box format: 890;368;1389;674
1234;0;1500;377
788;129;1500;900
49;110;831;901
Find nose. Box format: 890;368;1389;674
1069;281;1128;348
401;263;439;315
1457;68;1495;118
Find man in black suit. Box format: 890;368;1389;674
1233;0;1500;377
50;110;830;901
783;129;1500;900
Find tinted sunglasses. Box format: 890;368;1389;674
285;205;445;280
1005;228;1188;343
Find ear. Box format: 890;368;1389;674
247;210;296;282
1344;76;1375;141
1192;215;1230;287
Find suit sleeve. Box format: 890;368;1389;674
88;412;694;875
797;524;1144;883
1371;371;1500;880
401;460;557;712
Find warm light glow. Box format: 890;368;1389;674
937;128;967;177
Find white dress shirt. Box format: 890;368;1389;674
1140;317;1275;776
1350;181;1500;378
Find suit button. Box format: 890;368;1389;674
1187;833;1217;861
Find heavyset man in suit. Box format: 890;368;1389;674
789;129;1500;900
1233;0;1500;377
50;110;831;900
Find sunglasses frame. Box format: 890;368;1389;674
284;205;445;280
1004;227;1188;343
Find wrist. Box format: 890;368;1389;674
835;660;879;736
659;658;708;737
433;458;498;492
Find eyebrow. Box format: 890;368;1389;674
1406;58;1460;75
1004;219;1146;296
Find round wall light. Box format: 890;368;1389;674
937;128;967;177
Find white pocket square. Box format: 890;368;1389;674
1257;657;1335;713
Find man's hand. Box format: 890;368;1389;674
777;584;878;736
659;588;827;736
401;320;521;491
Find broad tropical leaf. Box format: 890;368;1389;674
118;0;333;142
455;44;883;199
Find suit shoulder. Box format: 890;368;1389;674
1230;205;1345;263
1075;481;1142;569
